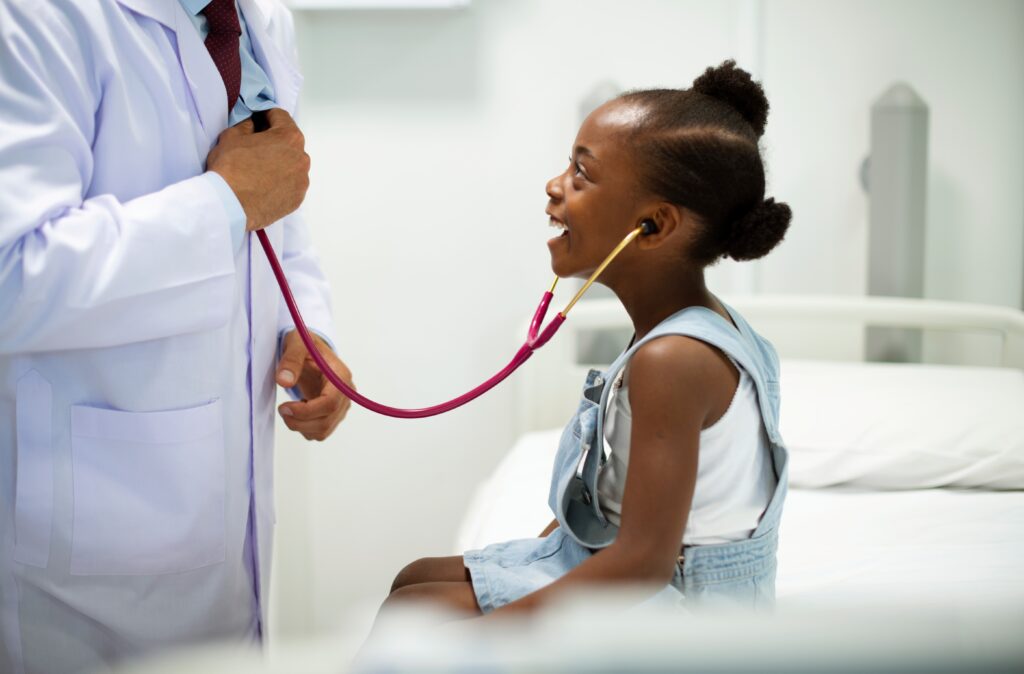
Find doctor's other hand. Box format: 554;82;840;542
277;330;354;441
206;108;310;232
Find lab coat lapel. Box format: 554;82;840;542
173;8;232;145
115;0;226;144
239;0;302;114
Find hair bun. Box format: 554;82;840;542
692;60;769;138
725;198;791;261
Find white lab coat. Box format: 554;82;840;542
0;1;335;672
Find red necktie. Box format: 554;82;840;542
201;0;242;113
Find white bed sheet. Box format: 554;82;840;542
457;429;1024;611
777;487;1024;609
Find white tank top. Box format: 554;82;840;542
596;360;776;546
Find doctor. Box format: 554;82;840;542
0;1;352;672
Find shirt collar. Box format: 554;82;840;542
179;0;212;17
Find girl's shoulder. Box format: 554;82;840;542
631;332;732;376
628;334;740;430
629;301;774;380
628;302;743;380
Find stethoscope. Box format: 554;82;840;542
257;221;655;419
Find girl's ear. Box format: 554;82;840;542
635;203;685;249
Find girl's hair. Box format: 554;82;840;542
619;60;791;264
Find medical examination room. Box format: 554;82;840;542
1;0;1022;672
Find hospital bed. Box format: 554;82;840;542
456;294;1024;613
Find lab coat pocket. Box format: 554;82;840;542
69;399;225;576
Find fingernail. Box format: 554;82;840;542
279;369;295;385
279;406;293;417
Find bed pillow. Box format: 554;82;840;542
779;360;1024;490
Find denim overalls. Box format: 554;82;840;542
464;302;787;613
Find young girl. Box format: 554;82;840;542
382;60;791;618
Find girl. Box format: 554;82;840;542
382;60;791;618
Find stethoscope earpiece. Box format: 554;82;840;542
640;219;658;236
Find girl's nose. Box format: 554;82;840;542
545;173;564;201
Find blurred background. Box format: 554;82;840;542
267;0;1024;641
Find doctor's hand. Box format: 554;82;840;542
206;108;310;232
277;330;354;441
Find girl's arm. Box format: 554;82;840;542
488;336;732;617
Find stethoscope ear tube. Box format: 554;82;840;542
257;224;642;419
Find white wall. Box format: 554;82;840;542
269;0;1024;639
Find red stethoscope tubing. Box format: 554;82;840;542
257;229;565;419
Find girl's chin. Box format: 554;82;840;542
549;259;585;279
547;233;572;276
547;250;577;278
548;235;601;279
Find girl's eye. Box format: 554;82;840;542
569;156;585;178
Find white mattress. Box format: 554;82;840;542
777;487;1024;609
457;429;1024;610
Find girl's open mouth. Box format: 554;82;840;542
548;216;569;239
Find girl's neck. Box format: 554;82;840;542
609;266;718;341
